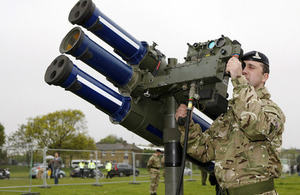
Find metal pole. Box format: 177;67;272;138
164;96;182;195
190;162;193;179
187;161;196;182
92;150;102;186
129;151;140;185
40;147;50;188
29;145;33;193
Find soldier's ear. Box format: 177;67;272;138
262;73;269;84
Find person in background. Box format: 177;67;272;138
201;169;208;186
147;149;162;195
88;160;96;178
47;160;52;179
78;160;85;178
105;161;112;179
52;152;62;184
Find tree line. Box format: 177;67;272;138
0;109;139;165
5;109;96;150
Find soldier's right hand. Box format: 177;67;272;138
175;104;188;123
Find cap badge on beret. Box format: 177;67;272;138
253;51;262;60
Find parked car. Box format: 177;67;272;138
29;165;66;178
184;167;192;176
110;163;139;177
0;168;10;179
70;167;104;178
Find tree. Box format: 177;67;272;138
6;124;33;164
6;110;97;166
284;148;299;165
7;124;32;148
0;123;7;162
97;134;127;144
25;109;95;149
0;123;5;147
8;109;96;150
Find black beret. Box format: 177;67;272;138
241;51;269;66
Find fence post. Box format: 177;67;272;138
22;144;41;195
40;147;50;188
92;150;102;187
129;151;140;185
187;161;196;182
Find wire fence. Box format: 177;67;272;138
0;146;199;194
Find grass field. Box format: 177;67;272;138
0;166;299;195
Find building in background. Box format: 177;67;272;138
96;143;143;167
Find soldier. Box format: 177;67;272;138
175;51;285;195
201;169;208;186
147;149;162;195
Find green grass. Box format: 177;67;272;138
0;167;300;195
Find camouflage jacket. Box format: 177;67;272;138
179;75;285;189
147;154;161;170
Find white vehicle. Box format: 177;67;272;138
282;163;289;174
71;160;103;168
184;167;192;176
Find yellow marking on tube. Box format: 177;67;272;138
73;32;80;40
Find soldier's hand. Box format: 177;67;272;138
226;57;242;79
175;104;188;123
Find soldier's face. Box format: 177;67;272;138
242;60;269;89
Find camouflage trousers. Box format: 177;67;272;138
149;168;160;194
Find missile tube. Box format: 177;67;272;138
60;27;133;87
68;0;147;65
44;55;130;122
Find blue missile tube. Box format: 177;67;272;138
68;0;147;65
44;55;130;122
60;27;133;87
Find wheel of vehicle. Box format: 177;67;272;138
119;171;124;177
135;171;139;176
59;173;64;178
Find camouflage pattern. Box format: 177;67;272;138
178;75;286;190
261;190;278;195
147;154;161;194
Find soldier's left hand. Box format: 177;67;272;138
226;57;242;79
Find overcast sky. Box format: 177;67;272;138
0;0;299;149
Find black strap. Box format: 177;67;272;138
219;179;275;195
